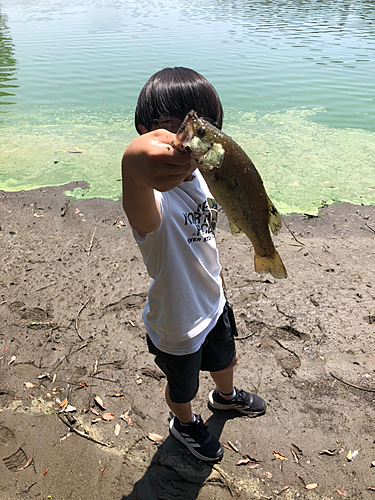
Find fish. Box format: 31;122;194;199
174;110;287;279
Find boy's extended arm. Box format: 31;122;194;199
121;130;194;234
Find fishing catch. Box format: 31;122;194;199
174;110;287;279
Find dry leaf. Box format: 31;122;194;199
291;443;302;454
24;382;35;389
90;407;101;416
273;451;288;461
120;411;133;426
236;454;259;466
291;448;299;462
319;449;336;455
248;463;259;469
109;392;124;397
60;398;68;408
101;413;115;421
147;432;164;442
236;457;251;466
263;471;272;479
115;424;121;436
42;467;49;478
91;417;102;423
336;489;348;497
306;483;318;490
17;457;33;471
94;395;106;410
346;449;360;461
37;373;50;379
64;404;76;413
8;355;16;365
367;487;375;491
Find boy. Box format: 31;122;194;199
122;67;266;462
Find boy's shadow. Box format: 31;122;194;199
121;410;240;500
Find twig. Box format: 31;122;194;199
275;304;295;319
212;465;236;497
330;372;375;392
364;223;375;234
90;375;119;383
235;331;256;341
87;226;97;255
100;465;107;482
255;368;263;395
71;342;90;355
23;482;37;494
75;297;92;340
58;414;109;446
90;351;104;377
282;219;305;246
35;282;57;292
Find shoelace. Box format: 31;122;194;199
236;390;251;405
192;416;210;440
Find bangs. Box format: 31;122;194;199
135;68;223;134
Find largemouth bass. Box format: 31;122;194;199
174;110;287;279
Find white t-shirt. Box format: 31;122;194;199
133;172;225;355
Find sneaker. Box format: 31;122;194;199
169;414;223;461
208;387;266;416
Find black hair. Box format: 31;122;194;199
134;67;223;134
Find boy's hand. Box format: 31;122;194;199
121;130;195;234
122;129;195;192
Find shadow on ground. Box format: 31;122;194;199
121;411;241;500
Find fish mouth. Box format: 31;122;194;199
175;110;211;156
175;110;199;144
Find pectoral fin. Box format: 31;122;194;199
267;196;282;235
228;220;245;238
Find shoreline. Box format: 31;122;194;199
2;181;374;239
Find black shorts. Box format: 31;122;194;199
147;301;237;404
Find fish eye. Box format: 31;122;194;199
197;126;205;137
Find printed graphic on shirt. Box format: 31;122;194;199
183;199;218;244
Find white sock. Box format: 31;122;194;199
218;388;236;400
179;414;196;426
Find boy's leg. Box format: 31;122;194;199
209;354;238;394
208;353;266;417
166;382;223;462
146;335;223;461
165;384;192;423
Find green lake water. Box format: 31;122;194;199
1;0;374;214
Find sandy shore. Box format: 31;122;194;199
1;183;374;500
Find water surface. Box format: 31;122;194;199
1;0;374;214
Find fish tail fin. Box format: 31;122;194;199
254;249;287;279
267;196;282;236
